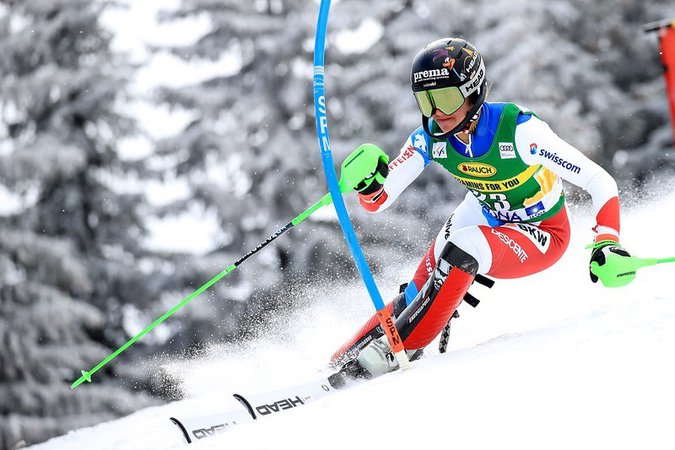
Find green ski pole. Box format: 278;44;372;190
590;253;675;288
71;181;355;389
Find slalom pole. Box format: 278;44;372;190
312;0;410;370
643;18;675;142
71;189;348;389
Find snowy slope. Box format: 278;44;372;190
27;185;675;450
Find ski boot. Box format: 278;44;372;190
352;337;398;378
335;337;424;382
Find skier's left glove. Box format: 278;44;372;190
588;240;635;287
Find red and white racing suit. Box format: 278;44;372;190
332;104;621;364
361;111;620;287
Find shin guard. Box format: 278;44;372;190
395;242;478;350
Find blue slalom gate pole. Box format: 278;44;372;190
312;0;410;369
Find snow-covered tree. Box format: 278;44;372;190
0;1;159;447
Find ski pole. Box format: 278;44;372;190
71;183;353;389
590;252;675;288
626;256;675;270
313;0;411;370
641;256;675;265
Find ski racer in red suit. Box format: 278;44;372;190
331;38;632;378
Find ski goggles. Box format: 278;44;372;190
413;86;466;118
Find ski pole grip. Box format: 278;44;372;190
339;144;389;192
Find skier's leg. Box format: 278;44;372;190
479;205;571;278
415;201;572;280
350;241;478;377
331;195;486;369
402;193;491;305
342;207;570;377
395;241;479;349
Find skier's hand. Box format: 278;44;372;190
339;143;389;193
588;240;635;287
354;157;389;195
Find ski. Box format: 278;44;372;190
171;373;348;444
170;409;252;443
170;276;494;443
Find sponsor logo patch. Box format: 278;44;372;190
505;223;551;254
459;60;485;96
391;145;417;169
192;424;228;440
453;164;538;193
524;201;546;218
413;134;428;154
464;49;478;72
457;162;497;178
499;142;516;159
255;396;306;416
443;214;454;240
538;148;581;174
413;68;450;84
432;142;447;158
490;228;528;262
530;143;538;155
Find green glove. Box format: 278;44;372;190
588;240;635;288
340;144;389;194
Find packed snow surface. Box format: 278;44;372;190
28;186;675;450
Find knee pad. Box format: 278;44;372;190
438;239;480;276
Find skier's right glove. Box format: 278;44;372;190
353;156;389;195
588;240;635;287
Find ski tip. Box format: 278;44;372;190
233;393;256;420
170;417;192;444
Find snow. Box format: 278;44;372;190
101;0;210;63
334;18;384;55
143;204;226;255
27;186;675;450
0;183;28;215
0;183;39;216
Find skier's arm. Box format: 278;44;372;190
358;135;430;213
515;116;620;243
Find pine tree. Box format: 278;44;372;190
147;0;358;340
0;1;159;446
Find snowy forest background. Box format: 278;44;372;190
1;0;674;448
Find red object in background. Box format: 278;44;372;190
656;21;675;142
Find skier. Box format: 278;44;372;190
331;37;633;378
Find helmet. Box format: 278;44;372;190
410;38;487;138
